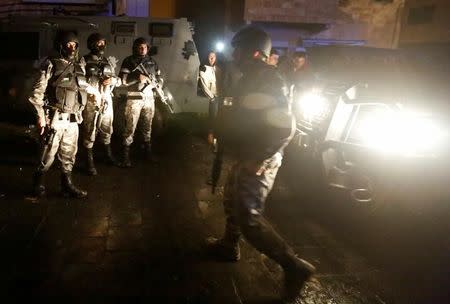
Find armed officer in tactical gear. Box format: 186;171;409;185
206;26;315;302
118;37;162;167
29;31;88;199
81;33;120;175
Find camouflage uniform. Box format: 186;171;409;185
82;54;119;150
118;40;162;166
208;25;315;302
29;38;89;198
81;50;120;175
216;60;298;262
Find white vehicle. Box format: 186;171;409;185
291;46;449;208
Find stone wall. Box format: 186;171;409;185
244;0;338;24
331;0;404;48
243;0;405;48
399;0;450;44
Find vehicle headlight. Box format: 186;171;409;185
296;90;328;121
357;108;445;157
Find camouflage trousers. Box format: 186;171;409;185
81;94;114;149
122;97;155;146
222;153;298;267
37;118;79;173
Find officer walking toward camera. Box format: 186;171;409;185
118;37;161;167
206;26;315;302
29;31;89;198
81;33;120;175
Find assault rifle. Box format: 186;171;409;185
39;106;58;164
88;59;119;140
133;62;174;113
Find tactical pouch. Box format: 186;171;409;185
55;87;78;111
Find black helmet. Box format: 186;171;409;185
57;31;79;60
87;32;106;55
133;37;150;57
231;26;271;58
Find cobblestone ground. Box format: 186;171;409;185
0;114;448;303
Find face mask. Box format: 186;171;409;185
61;45;78;61
94;44;106;56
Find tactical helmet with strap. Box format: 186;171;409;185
87;33;106;56
58;31;79;61
231;26;271;58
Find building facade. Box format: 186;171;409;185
399;0;450;46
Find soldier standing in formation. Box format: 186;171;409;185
81;33;120;175
206;26;315;302
29;31;89;199
118;37;162;167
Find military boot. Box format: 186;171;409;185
120;145;132;168
144;142;159;162
104;144;117;166
32;171;46;197
61;171;88;199
205;236;240;262
86;148;97;176
283;257;316;302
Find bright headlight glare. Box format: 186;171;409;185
215;41;225;52
358;109;444;157
297;91;328;121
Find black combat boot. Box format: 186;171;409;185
86;148;97;176
32;170;46;197
239;215;315;301
61;171;88;199
104;144;117;165
283;256;316;302
120;145;132;168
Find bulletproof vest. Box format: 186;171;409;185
84;54;113;88
123;55;159;92
46;58;86;113
222;61;295;160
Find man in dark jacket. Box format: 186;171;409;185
206;26;315;302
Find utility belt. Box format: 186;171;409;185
126;91;153;100
48;109;78;123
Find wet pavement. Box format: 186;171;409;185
0;114;449;303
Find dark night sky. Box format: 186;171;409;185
175;0;228;62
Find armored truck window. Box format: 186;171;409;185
0;32;40;60
149;23;173;38
111;22;137;36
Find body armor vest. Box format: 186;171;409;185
46;58;86;113
222;61;295;161
123;56;159;93
84;54;113;89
